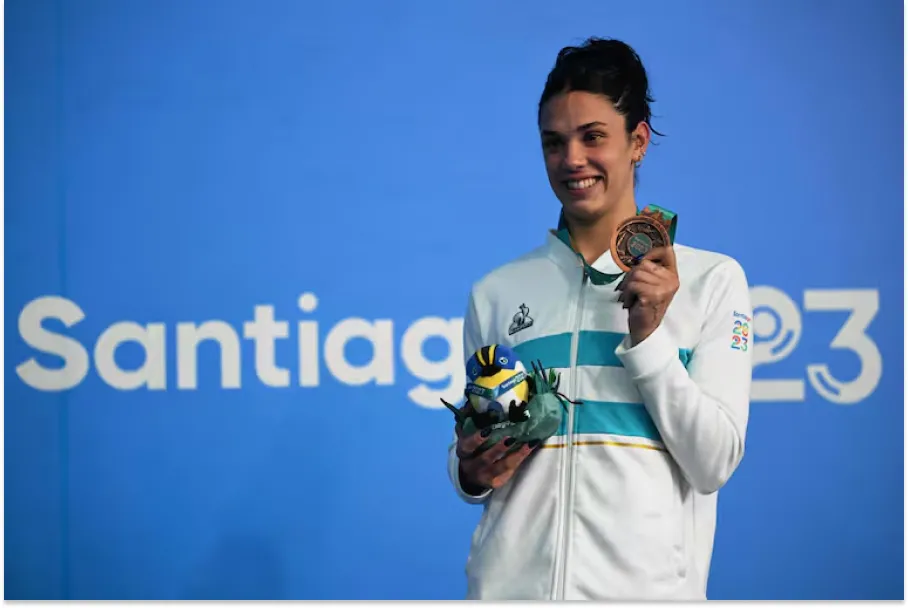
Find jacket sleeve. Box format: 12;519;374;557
447;288;494;504
614;258;753;494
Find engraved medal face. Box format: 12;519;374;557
610;216;670;271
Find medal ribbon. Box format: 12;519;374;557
645;204;678;243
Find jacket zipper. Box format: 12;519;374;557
553;262;588;599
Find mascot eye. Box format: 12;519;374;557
498;356;508;365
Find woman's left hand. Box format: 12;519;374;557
616;246;679;346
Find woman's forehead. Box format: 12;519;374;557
539;92;621;132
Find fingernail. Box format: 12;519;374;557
481;428;492;437
504;437;515;447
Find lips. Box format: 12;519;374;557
564;176;602;191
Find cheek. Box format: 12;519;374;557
543;155;562;179
594;148;632;176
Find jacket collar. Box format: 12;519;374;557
545;211;625;286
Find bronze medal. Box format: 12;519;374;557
610;214;671;272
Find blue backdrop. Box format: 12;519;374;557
5;0;904;600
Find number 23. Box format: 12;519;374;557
731;320;749;351
751;287;881;405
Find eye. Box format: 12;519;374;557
542;137;562;152
584;131;607;143
498;356;509;365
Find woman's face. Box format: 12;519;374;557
539;91;648;223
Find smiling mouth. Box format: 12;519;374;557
564;176;602;191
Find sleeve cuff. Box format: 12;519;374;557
448;452;493;504
614;322;677;380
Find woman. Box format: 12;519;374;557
447;37;753;600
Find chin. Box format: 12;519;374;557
559;196;611;224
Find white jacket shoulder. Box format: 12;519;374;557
469;242;554;300
673;242;749;293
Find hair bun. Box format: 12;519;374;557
539;37;659;138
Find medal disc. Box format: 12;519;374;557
610;215;670;272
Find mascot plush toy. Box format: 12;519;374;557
442;344;579;454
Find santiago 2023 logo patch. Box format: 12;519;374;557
731;311;751;352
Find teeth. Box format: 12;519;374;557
566;177;598;190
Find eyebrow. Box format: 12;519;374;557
541;121;608;136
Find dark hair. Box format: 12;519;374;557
537;37;663;139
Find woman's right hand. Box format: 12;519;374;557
456;423;539;494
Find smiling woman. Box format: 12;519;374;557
446;37;755;601
537;39;658;265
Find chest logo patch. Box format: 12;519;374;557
508;303;534;336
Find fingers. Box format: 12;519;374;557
639;259;676;280
474;442;537;489
487;443;534;476
616;256;679;309
616;264;661;296
456;428;492;458
618;260;672;286
617;282;650;308
624;265;664;286
459;437;539;489
640;245;676;271
617;280;670;309
617;266;658;302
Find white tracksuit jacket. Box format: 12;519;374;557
447;227;753;600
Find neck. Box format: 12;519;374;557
564;196;637;265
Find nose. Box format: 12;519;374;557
562;139;586;170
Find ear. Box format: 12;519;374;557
630;121;651;163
